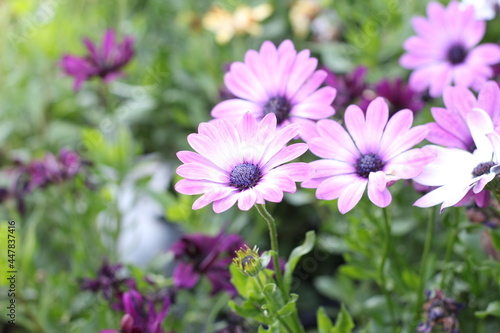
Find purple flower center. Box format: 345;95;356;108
263;96;291;124
447;44;467;65
229;163;262;191
355;153;385;178
472;161;494;177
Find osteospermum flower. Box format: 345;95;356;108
414;108;500;210
211;40;336;141
175;113;311;212
302;97;435;214
400;1;500;97
61;29;134;91
360;77;425;116
426;81;500;152
169;232;244;296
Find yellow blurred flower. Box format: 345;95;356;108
289;0;322;38
202;3;272;44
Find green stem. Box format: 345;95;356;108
255;204;285;296
414;206;436;329
255;274;294;333
440;209;460;289
380;207;396;331
254;204;304;333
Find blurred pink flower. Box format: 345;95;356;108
426;81;500;151
211;40;336;140
415;108;500;210
400;1;500;97
61;29;134;90
303;97;434;214
175;113;311;212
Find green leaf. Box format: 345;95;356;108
284;230;316;293
277;294;298;317
475;301;500;319
317;307;334;333
229;264;259;299
332;304;355;333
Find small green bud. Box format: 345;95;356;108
233;245;263;277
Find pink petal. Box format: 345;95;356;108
255;185;284;202
175;179;222;195
316;174;359;200
425;123;470;150
226;62;268;102
338;178;367;214
212;193;239;213
237;189;258;210
211;99;262;122
385;147;437;179
380;125;428;161
365;97;389;153
477;81;500;121
473;173;495;193
345;104;368;154
368;171;387;192
290;70;330;103
467;43;500;66
286;50;317;97
308;159;355;178
193;188;236;210
367;181;392;208
273;162;312;182
467;107;494;153
316;119;359;163
176;163;228;182
264;143;308;171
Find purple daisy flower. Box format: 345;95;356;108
427;81;500;152
61;29;134;91
400;1;500;97
211;40;336;141
302;97;435;214
169;232;244;296
360;77;425;116
414;108;500;210
175;112;311;212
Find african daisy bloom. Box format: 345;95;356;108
302;97;435;214
426;81;500;152
61;29;134;91
175;112;311;213
414;108;500;210
211;40;336;141
400;1;500;98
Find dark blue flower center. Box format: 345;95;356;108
472;161;494;178
263;96;291;125
447;44;467;65
229;163;262;191
356;153;385;178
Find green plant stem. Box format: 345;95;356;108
440;209;460;289
414;206;436;329
380;207;396;331
255;204;285;296
254;204;304;333
255;275;294;333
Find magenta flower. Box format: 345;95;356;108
360;77;425;116
322;65;368;112
175;112;311;212
400;1;500;97
302;97;435;214
169;232;244;296
61;29;134;91
426;81;500;152
414;108;500;210
211;40;336;140
100;290;171;333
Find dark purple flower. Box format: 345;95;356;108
360;77;425;116
417;290;464;333
169;232;245;296
322;65;368;112
100;290;171;333
80;259;135;311
61;29;134;91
